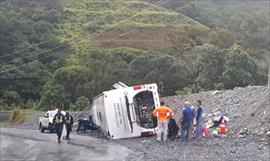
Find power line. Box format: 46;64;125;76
1;0;170;72
1;0;194;69
106;2;193;40
0;0;138;59
2;0;192;69
0;0;197;80
0;43;69;66
91;0;169;38
0;0;76;59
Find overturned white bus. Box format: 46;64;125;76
92;82;160;139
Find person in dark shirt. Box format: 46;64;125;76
65;112;74;140
53;108;65;143
188;105;196;140
179;101;194;144
195;100;203;139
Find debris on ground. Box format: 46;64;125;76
163;86;270;137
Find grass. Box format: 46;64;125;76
8;108;27;124
63;5;199;26
64;0;169;12
58;0;206;50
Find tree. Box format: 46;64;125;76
2;90;22;106
53;66;92;102
129;54;188;95
74;96;90;111
0;61;51;101
208;29;235;48
222;45;259;89
194;44;225;89
39;81;66;111
102;49;138;89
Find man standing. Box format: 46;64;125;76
195;100;203;139
179;101;194;144
152;101;173;141
53;108;65;143
65;112;74;140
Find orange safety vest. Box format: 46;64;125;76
152;106;173;121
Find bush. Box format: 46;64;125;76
24;99;39;109
214;83;224;90
175;87;192;96
9;108;26;124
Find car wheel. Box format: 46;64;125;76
39;123;45;133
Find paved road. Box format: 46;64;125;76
0;128;130;161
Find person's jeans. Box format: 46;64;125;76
195;121;203;138
157;120;168;141
181;123;190;142
77;120;87;133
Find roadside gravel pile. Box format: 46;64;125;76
114;86;269;161
163;86;270;137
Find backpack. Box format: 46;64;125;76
168;118;179;139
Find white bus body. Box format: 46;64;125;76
92;83;160;139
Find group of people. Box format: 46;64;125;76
53;108;74;143
52;100;203;143
152;100;203;143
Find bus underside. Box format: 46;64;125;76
133;91;157;129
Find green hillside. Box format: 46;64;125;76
59;0;206;49
0;0;268;111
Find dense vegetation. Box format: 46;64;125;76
0;0;268;111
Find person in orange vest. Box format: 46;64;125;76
152;101;173;141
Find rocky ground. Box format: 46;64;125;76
163;86;270;137
114;135;269;161
0;86;269;161
111;86;270;161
